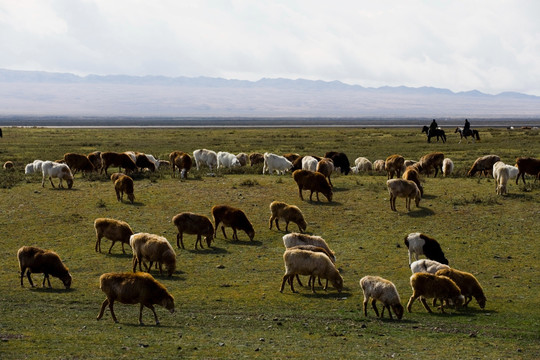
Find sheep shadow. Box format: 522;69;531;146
186;246;228;255
29;287;75;293
403;207;435;218
297;290;352;299
303;200;342;207
421;194;437;200
225;239;263;247
121;201;145;207
106;252;133;259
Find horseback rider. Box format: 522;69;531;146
464;119;470;133
430;119;438;131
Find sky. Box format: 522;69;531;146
1;0;539;96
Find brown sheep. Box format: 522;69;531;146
515;157;540;184
435;268;486;309
292;169;333;202
96;272;174;325
130;233;176;277
468;155;500;177
172;212;214;250
249;152;264;166
110;172;125;183
236;152;249;166
283;153;301;163
17;246;72;289
316;158;334;188
288;244;335;290
406;272;464;313
269;201;307;233
87;151;102;172
385;154;405;179
63;153;95;174
402;167;424;196
135;153;156;172
169;151;192;178
211;204;255;241
373;159;385;172
386;179;421;211
94;218;134;254
417;152;444;177
3;161;14;170
100;152;138;175
114;174;135;204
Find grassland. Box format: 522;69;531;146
0;126;539;359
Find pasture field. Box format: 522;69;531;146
0;126;539;359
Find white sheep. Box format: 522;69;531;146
442;158;454;177
359;275;404;320
301;156;318;172
193;149;218;171
354;157;373;172
493;161;518;195
263;152;293;175
410;259;450;274
217;151;241;169
41;161;74;189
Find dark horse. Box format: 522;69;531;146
455;127;480;143
421;126;446;143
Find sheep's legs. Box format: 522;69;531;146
297;186;304;200
419;297;433;313
407;295;416;312
95;235;102;252
48;177;56;188
280;274;294;293
177;232;185;249
220;225;228;239
371;299;380;317
142;304;160;326
383;305;393;320
97;298;116;322
107;241;116;254
42;273;52;288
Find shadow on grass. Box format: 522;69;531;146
186;246;229;255
106;252;133;259
405;207;435;217
302;199;342;207
30;286;75;293
422;194;438;200
298;291;353;299
224;239;263;247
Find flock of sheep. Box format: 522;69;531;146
11;147;540;325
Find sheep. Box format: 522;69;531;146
435;268;486;309
211;204;255;241
282;233;335;263
249;152;264;166
110;172;124;183
114;174;135;204
236;152;249;166
100;152;138;175
417;152;444;177
403;159;417;169
324;151;351;175
404;232;448;265
301;156;319;172
316;158;334;188
87;151;102;172
32;159;44;173
280;248;343;293
193;148;218;171
94;218;134;254
17;246;72;289
135;152;156;172
269;201;307;233
3;161;14;170
283;153;301;163
169;151;193;178
130;233;176;277
217;151;241;169
63;152;94;174
386;179;421;212
373;159;385;172
493;161;510;195
468;154;501;177
442;158;454;177
41;161;74;189
402;166;423;196
172;212;214;250
292;169;333;202
25;163;34;174
263;152;293;175
124;151;137;164
96;272;174;326
359;275;404;320
410;259;450;274
406;272;464;313
515;157;540;184
288;245;335;289
354;157;373;172
385;154;405;179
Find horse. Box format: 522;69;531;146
455;127;480;143
421;126;446;143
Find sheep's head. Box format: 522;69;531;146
414;191;421;207
66;179;74;189
331;274;344;293
127;193;135;204
297;218;307;232
162;295;175;313
325;190;333;202
62;274;72;289
477;296;486;309
393;304;404;320
246;227;255;241
204;233;214;247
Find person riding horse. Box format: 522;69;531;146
464;119;471;133
429;119;438;132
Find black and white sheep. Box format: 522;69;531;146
404;232;448;265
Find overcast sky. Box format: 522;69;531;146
1;0;539;95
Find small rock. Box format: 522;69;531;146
218;342;225;347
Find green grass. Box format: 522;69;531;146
0;126;539;359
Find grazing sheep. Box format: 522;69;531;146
283;153;301;163
493;161;519;195
404;232;448;265
94;218;134;254
360;275;404;320
515;157;540;184
373;159;385;172
110;172;125;183
25;163;34;174
386;179;421;212
100;152;138;175
217;151;241;169
96;272;174;325
269;201;307;233
87;151;102;172
249;152;264;166
324;151;351;175
236;152;249;166
282;233;335;263
172;212;214;250
63;153;94;174
287;244;335;289
280;248;343;293
130;233;176;277
17;246;72;289
3;161;14;170
385;154;405;179
406;272;464;313
263;152;293;175
211;204;255;241
402;167;423;196
468;155;501;177
135;153;156;172
354;157;373;172
114;174;135;204
301;156;318;172
169;151;192;178
193;149;218;171
316;158;334;188
292;169;333;202
435;268;486;309
410;259;450;274
41;161;74;189
417;152;444;177
442;158;454;177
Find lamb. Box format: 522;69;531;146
402;167;423;196
236;152;249;166
354;157;373;172
280;248;343;293
130;233;176;277
63;152;95;174
172;212;214;250
292;169;333;202
87;151;102;172
435;268;486;309
169;151;193;178
404;232;448;265
3;161;14;170
467;155;501;177
94;218;134;254
269;201;307;233
515;157;540;184
100;152;138;175
114;174;135;204
359;275;404;320
41;161;74;189
217;151;241;169
96;272;174;326
417;152;444;177
282;233;335;263
17;246;72;289
406;272;464;313
385;154;405;179
316;158;334;188
263;152;293;175
249;152;264;166
324;151;351;175
301;156;319;172
193;149;217;171
373;159;386;172
211;204;255;241
442;158;454;177
386;179;421;211
492;161;510;195
410;259;450;274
